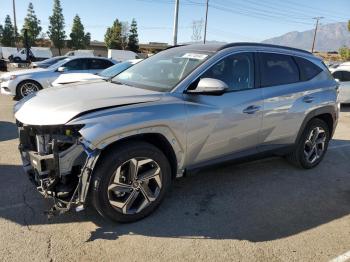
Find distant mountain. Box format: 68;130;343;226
262;22;350;52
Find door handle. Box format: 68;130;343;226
243;105;261;114
303;96;314;103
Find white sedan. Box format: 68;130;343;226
0;57;117;99
51;59;143;87
332;69;350;104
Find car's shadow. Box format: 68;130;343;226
1;138;350;242
0;121;18;142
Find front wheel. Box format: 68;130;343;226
91;141;172;223
287;118;330;169
16;81;41;99
13;57;21;63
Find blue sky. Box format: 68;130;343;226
0;0;349;44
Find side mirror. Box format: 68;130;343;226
57;66;67;72
187;78;228;95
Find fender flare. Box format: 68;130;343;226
295;105;337;144
90;126;186;174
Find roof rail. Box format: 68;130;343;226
219;42;312;55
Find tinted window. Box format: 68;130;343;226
201;53;254;91
89;59;114;70
64;58;89;70
294;57;322;81
260;53;299;87
333;71;350;82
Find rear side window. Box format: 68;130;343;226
294;57;322;81
259;53;299;87
89;59;114;69
332;71;350;82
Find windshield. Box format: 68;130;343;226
98;61;134;78
47;58;71;69
112;48;211;92
41;56;66;65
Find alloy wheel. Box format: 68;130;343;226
303;126;327;164
107;157;162;215
20;82;39;97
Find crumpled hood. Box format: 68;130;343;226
15;81;162;125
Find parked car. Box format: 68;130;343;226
51;59;143;86
31;56;68;69
0;59;7;71
14;43;338;223
332;69;350;104
329;62;350;73
0;47;18;60
65;50;95;57
9;47;53;62
108;49;139;62
1;56;117;99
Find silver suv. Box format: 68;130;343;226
15;43;339;222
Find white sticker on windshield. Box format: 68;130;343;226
182;53;208;60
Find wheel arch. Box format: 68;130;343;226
295;105;337;144
96;133;181;180
16;79;43;97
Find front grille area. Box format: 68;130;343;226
17;123;86;201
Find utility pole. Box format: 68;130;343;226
12;0;18;47
173;0;179;46
311;16;324;53
203;0;209;44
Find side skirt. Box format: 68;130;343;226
185;144;294;175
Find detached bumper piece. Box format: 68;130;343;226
18;124;100;218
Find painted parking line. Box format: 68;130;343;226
330;250;350;262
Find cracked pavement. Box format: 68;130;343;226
1;93;350;261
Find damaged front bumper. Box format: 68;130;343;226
18;123;100;217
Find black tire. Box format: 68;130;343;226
13;57;21;63
287;118;330;169
91;141;172;223
16;80;42;99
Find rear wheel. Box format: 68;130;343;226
287;118;330;169
16;80;41;99
91;141;172;223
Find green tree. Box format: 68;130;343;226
21;2;42;47
68;15;90;49
104;19;122;49
339;46;350;60
127;18;139;52
1;15;15;46
47;0;66;55
348;20;350;32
